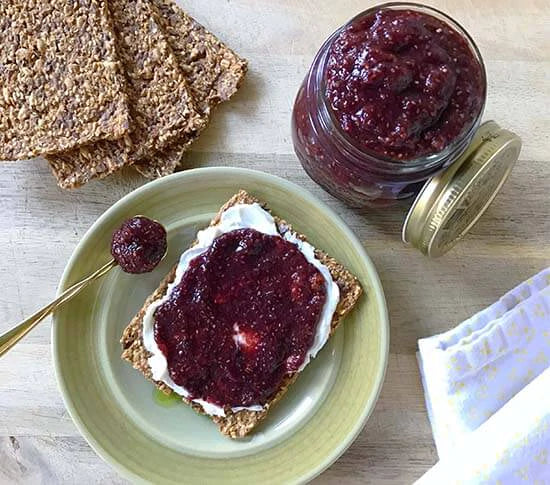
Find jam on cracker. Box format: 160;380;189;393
153;228;327;408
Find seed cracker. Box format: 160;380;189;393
0;0;129;161
133;0;248;178
48;0;204;189
121;190;363;438
135;143;188;179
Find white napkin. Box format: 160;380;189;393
416;367;550;484
416;267;550;483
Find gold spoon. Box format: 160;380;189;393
0;216;167;358
0;259;118;357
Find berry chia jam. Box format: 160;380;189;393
111;216;167;274
292;3;487;207
153;228;327;408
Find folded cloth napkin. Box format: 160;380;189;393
416;366;550;484
416;267;550;483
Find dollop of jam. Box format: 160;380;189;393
326;8;484;160
111;216;167;274
153;228;327;408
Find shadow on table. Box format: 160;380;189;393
178;69;265;171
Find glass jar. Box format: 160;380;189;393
291;2;487;208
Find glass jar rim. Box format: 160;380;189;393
315;1;488;170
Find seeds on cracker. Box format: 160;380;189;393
133;0;247;179
1;0;246;187
134;144;187;180
151;0;248;112
0;0;129;161
48;0;204;189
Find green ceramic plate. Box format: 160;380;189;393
52;168;389;484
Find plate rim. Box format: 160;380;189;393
52;167;389;484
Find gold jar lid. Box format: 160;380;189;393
402;121;522;258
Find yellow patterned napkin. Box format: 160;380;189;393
417;267;550;458
416;366;550;484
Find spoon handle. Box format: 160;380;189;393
0;259;117;358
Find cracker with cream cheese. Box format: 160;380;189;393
121;190;362;438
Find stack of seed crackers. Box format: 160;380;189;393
0;0;247;188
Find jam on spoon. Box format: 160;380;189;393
0;215;167;357
111;216;167;274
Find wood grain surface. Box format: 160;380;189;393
1;0;549;483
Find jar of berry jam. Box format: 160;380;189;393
292;2;522;256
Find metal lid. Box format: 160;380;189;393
402;121;522;257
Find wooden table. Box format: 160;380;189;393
1;0;548;483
